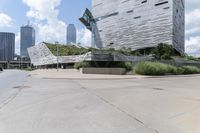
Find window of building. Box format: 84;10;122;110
141;0;147;4
122;0;130;3
155;1;168;6
163;7;170;9
127;10;133;13
96;12;119;21
134;16;141;19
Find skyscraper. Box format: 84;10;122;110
0;32;15;61
67;24;77;45
92;0;185;53
20;23;35;58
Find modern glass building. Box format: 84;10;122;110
92;0;185;53
0;32;15;61
20;24;35;58
67;24;77;45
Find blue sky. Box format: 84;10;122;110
0;0;91;31
59;0;91;29
0;0;91;54
0;0;28;32
0;0;200;56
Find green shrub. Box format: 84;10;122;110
74;62;90;70
161;53;171;60
134;61;177;75
124;62;133;71
176;67;185;75
119;62;133;71
113;62;133;71
180;66;200;74
134;61;200;75
184;56;200;62
20;67;33;71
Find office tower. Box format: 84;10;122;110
92;0;185;53
67;24;77;45
0;32;15;61
20;23;35;58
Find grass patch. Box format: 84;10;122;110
113;62;133;71
134;61;177;75
179;66;200;74
134;61;200;75
20;68;33;71
45;42;89;56
74;61;133;71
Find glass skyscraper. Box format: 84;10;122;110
0;32;15;61
67;24;77;45
20;24;35;58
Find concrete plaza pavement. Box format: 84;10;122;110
0;70;27;95
0;69;199;133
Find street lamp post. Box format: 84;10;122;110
55;41;59;72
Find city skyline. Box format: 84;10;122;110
20;23;35;58
67;24;77;45
0;0;91;55
0;0;200;56
0;32;15;61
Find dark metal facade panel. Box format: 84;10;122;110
0;32;15;61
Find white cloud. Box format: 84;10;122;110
185;4;200;56
22;0;91;46
22;0;66;44
0;13;13;27
186;9;200;36
77;28;91;46
185;36;200;56
186;9;200;26
186;27;200;36
23;0;61;21
186;0;200;12
15;32;20;55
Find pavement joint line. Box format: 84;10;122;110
168;104;200;120
146;74;200;79
0;87;86;117
0;85;24;110
3;70;200;132
38;74;200;81
42;77;139;80
73;80;160;133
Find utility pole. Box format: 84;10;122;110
55;41;59;72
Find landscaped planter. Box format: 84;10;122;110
80;68;126;75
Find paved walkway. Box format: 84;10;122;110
0;69;199;133
30;69;147;79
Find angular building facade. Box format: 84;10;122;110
0;32;15;61
20;24;35;58
92;0;185;53
67;24;77;45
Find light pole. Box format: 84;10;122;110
55;41;59;72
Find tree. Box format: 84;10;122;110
152;43;175;60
